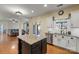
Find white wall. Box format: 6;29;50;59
7;18;29;29
7;21;19;29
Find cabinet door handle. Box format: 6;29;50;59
55;35;56;37
68;40;69;44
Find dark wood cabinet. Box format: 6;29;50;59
41;38;47;53
18;39;31;54
18;38;47;54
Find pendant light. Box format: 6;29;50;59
57;4;64;15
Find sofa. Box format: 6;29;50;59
8;29;25;36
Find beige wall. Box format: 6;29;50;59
29;5;79;37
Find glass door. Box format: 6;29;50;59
0;24;4;42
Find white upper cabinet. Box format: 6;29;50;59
71;11;79;27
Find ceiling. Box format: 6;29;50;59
0;4;73;21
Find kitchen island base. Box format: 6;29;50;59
18;38;47;54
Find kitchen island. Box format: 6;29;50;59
17;34;47;54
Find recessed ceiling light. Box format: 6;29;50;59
5;6;29;15
32;10;34;13
44;4;47;7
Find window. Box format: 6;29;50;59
33;24;36;34
37;24;40;35
33;23;40;36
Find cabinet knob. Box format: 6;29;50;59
55;35;56;37
62;36;64;38
71;37;73;39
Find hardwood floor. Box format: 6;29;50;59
0;34;74;54
47;44;74;54
0;34;18;54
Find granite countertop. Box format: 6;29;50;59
46;33;79;39
53;33;79;38
17;34;46;45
